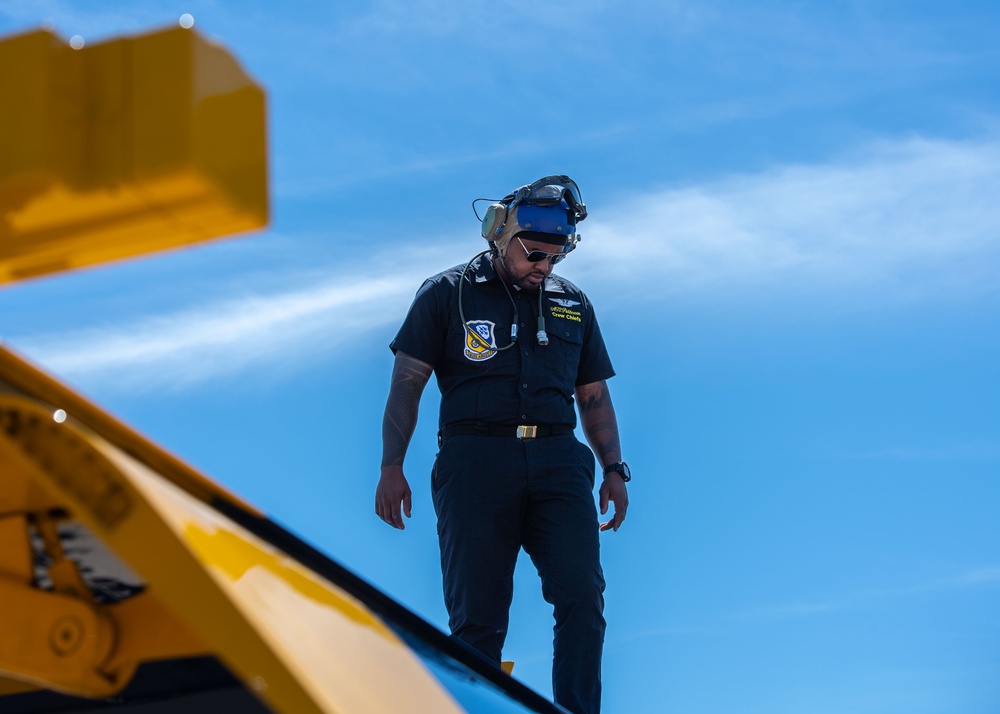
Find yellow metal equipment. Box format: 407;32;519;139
0;25;267;285
0;368;459;712
0;345;566;712
0;21;561;714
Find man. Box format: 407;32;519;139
375;175;629;714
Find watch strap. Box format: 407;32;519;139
602;461;631;482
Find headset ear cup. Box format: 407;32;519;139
481;203;507;241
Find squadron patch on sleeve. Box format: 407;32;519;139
463;320;498;361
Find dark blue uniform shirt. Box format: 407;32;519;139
390;254;615;428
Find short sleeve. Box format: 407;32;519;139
389;278;448;368
575;296;615;386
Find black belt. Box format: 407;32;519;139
439;422;573;442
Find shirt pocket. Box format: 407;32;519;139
544;318;584;380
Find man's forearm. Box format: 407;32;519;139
381;352;433;468
575;380;621;468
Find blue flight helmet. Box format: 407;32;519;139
478;175;587;258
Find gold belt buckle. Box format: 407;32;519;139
516;425;537;439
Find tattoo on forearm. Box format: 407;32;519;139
381;355;432;468
576;381;621;466
577;384;609;412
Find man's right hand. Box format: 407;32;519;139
375;466;412;529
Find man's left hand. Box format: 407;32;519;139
598;473;629;532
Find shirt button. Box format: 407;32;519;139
520;323;525;328
521;414;527;420
522;383;528;388
524;350;529;356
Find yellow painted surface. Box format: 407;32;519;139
0;676;40;696
0;517;33;583
0;574;119;696
0;392;464;713
101;443;464;714
0;432;137;697
0;25;267;285
101;592;208;673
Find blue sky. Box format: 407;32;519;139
2;1;999;711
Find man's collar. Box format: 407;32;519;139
469;253;499;283
466;253;568;293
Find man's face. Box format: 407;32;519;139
498;236;566;290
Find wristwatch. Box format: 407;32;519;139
602;461;631;482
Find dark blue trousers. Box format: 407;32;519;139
432;433;606;714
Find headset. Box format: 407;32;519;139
462;176;587;352
477;174;587;248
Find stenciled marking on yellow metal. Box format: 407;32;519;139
0;398;132;529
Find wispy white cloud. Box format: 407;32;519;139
570;134;1000;305
11;244;460;392
11;133;1000;392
